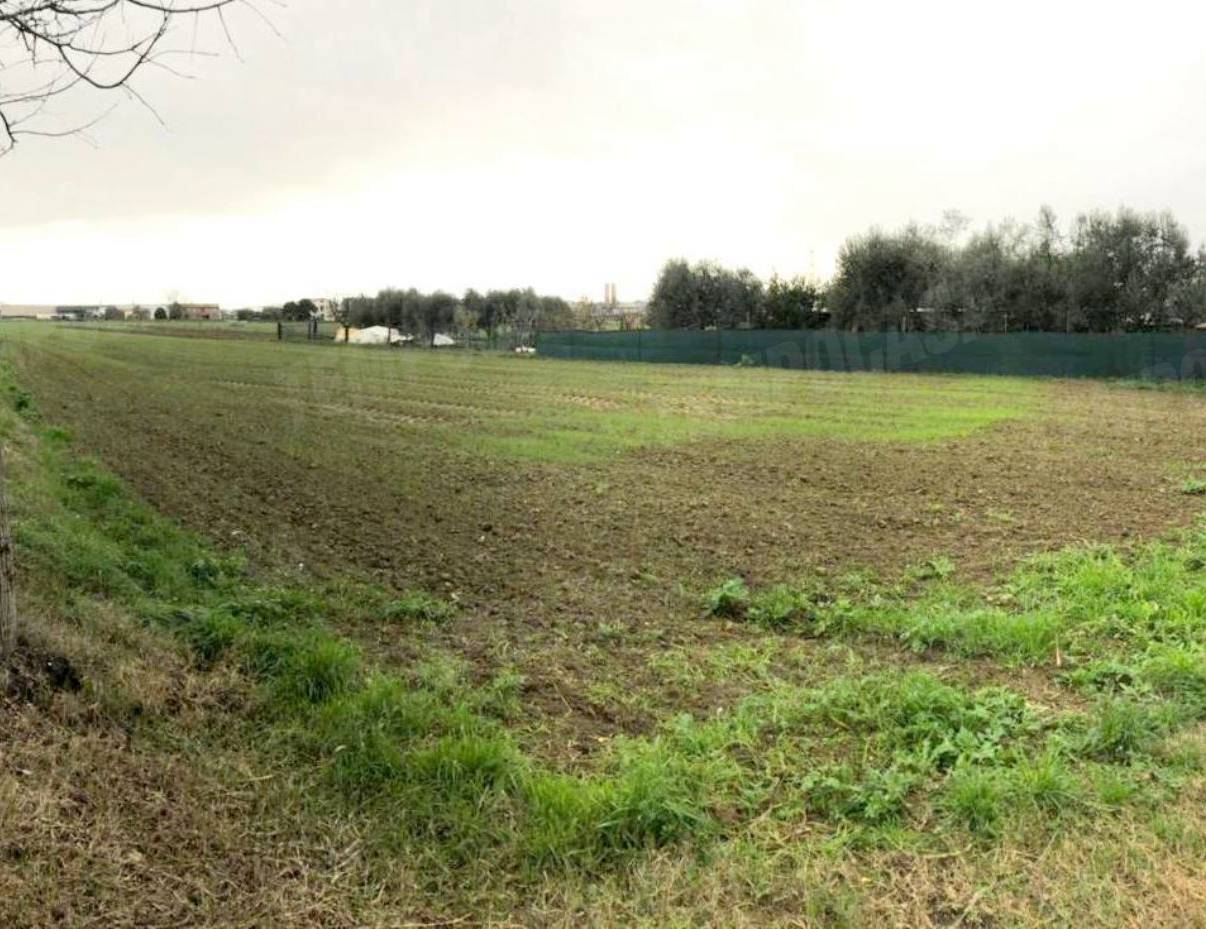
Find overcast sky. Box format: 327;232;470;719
2;0;1206;307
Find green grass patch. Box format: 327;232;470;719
0;324;1041;464
380;590;458;624
727;527;1206;678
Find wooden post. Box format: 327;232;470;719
0;444;17;675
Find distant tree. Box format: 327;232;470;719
648;259;763;329
828;225;946;331
168;303;184;320
378;289;417;338
714;268;764;328
280;300;314;322
481;290;516;341
1021;205;1071;331
1068;208;1193;331
103;306;124;320
648;259;704;328
1168;251;1206;329
154;307;167;320
929;223;1028;332
760;274;822;328
462;289;487;337
511;289;543;345
419;291;459;346
537;295;574;331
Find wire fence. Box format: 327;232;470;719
278;320;341;341
535;329;1206;380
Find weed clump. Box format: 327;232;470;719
381;590;458;624
704;578;750;618
748;585;815;630
1066;698;1175;763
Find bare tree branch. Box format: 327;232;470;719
0;0;267;153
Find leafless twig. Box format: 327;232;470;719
0;0;272;153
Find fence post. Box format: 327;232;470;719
638;327;643;363
276;321;282;341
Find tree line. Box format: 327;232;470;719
338;288;574;345
650;207;1206;333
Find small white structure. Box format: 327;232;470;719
335;326;412;345
432;333;456;347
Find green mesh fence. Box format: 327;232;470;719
535;330;1206;380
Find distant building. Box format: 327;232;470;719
587;284;646;330
0;304;58;320
0;304;109;320
174;303;221;320
2;303;164;321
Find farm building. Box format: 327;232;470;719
174;303;222;320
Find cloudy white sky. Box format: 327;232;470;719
2;0;1205;307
